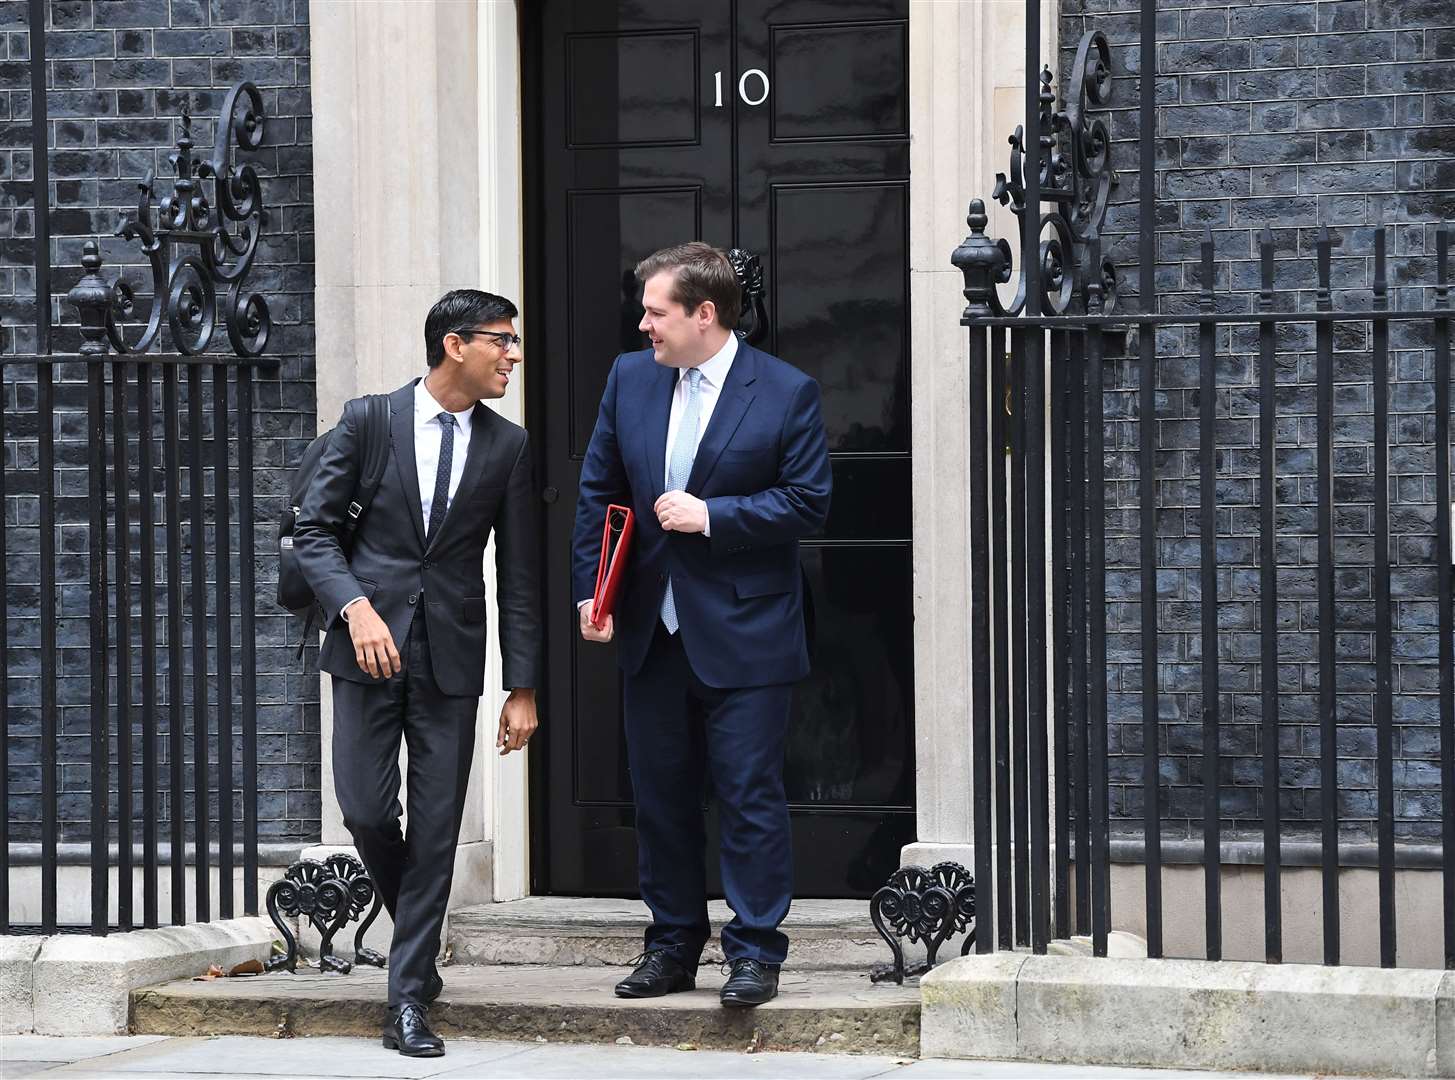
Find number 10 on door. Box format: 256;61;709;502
714;69;770;107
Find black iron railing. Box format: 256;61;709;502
2;83;273;935
938;0;1455;971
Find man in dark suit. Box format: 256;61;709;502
294;290;541;1057
572;242;832;1007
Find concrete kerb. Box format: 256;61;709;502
0;935;43;1033
16;917;276;1036
922;950;1455;1077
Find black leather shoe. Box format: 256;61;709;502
382;1004;444;1057
425;971;443;1004
614;949;696;998
720;958;779;1007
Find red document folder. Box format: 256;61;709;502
590;504;635;630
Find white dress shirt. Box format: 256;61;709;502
341;378;475;621
414;377;475;535
576;333;738;611
664;332;736;540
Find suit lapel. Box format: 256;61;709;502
389;382;426;552
642;361;676;499
426;401;498;553
687;342;757;493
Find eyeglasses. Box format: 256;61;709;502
458;328;522;351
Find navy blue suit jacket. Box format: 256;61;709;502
571;342;832;688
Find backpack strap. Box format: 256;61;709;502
295;394;394;663
342;393;392;540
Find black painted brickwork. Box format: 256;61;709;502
1056;0;1455;844
1;0;319;846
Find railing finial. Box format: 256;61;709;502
1199;229;1215;313
67;241;113;358
952;198;1011;322
1437;221;1450;306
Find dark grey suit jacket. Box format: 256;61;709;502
293;380;541;698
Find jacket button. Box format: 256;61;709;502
408;594;417;605
422;560;432;570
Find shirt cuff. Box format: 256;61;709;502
340;596;367;621
703;507;711;538
577;599;592;611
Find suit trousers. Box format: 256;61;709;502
331;608;477;1009
623;622;794;967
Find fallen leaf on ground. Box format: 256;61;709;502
675;1043;698;1052
229;959;264;976
192;964;227;981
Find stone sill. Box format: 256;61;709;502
1105;836;1444;869
5;843;306;867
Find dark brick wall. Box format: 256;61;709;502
1058;0;1454;845
1;0;319;846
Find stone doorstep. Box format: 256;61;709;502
128;964;921;1057
922;951;1455;1079
447;897;890;971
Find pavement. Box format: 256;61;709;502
0;1034;1333;1079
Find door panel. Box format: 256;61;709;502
788;544;913;808
529;0;913;899
770;21;909;141
566;31;702;148
770;181;909;452
566;186;703;454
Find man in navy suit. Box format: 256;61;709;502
572;242;831;1007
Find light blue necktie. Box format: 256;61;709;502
660;367;703;634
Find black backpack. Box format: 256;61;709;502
277;394;392;647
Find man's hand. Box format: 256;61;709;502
347;599;400;679
497;688;538;755
579;599;614;643
654;490;707;534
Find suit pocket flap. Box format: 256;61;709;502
734;571;794;599
462;596;487;623
354;577;377;599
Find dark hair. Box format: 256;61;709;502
634;242;741;329
424;289;519;367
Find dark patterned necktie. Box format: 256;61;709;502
426;412;457;542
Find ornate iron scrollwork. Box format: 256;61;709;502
103;82;271;358
321;853;387;969
729;247;768;345
972;32;1120;318
869;861;976;985
264;854;384;975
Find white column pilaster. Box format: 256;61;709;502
906;0;1057;867
307;0;512;916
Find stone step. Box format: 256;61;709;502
129;964;921;1056
446;897;890;971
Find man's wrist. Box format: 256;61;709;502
340;595;367;621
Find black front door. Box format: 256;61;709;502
525;0;913;898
